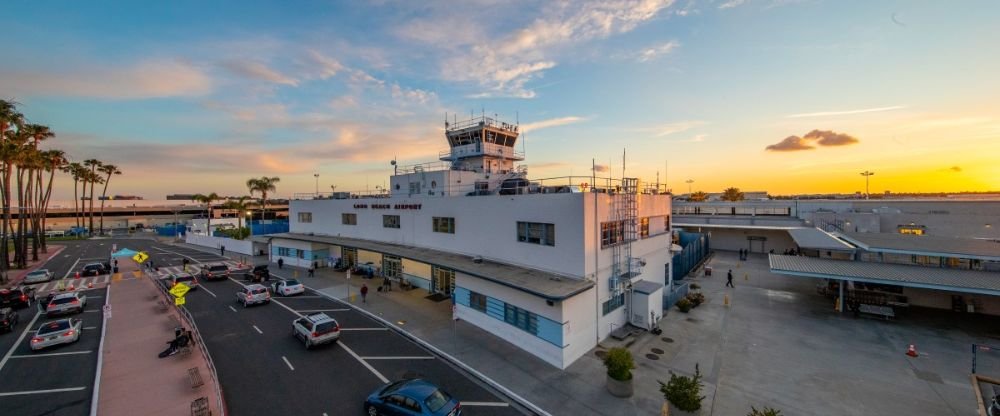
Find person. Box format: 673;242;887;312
220;245;226;256
769;249;775;254
308;266;315;277
726;269;735;288
182;258;190;272
277;258;284;269
158;329;191;358
382;276;391;292
114;259;119;268
360;283;369;303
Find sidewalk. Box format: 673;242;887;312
97;259;220;416
1;244;65;288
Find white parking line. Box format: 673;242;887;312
281;356;295;371
340;342;389;383
359;356;435;360
61;258;82;279
11;350;92;358
253;325;263;334
196;285;218;298
228;306;238;313
295;309;350;313
0;387;87;397
0;311;40;372
462;402;511;407
339;328;388;331
83;309;100;313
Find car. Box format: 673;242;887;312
46;292;87;316
0;307;18;332
236;284;270;307
167;273;199;291
364;379;462;416
272;279;305;297
0;288;32;309
291;313;340;349
243;264;270;282
198;263;230;281
23;269;54;285
81;262;111;276
30;318;82;351
38;292;56;312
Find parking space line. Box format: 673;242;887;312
0;311;41;372
61;258;82;279
283;295;323;298
339;328;388;331
359;356;435;360
11;350;92;358
462;402;511;407
253;325;263;334
83;309;100;313
340;342;389;383
0;387;87;397
295;309;350;313
197;285;218;298
228;306;238;313
281;356;295;371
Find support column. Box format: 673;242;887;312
838;279;845;314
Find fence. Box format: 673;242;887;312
672;230;710;281
149;271;225;416
248;221;288;236
186;234;253;255
156;224;187;237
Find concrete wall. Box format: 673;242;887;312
681;227;796;253
902;287;1000;316
185;234;253;255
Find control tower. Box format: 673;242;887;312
440;115;524;174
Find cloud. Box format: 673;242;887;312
221;60;299;86
786;105;905;118
718;0;747;9
636;40;680;62
0;59;212;99
766;129;860;151
302;50;345;80
521;116;587;132
329;95;359;109
691;134;707;142
634;120;706;137
593;164;610;172
391;83;436;104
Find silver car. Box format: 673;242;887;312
292;313;340;349
23;269;54;285
31;318;82;351
272;279;305;297
236;284;270;307
46;292;87;316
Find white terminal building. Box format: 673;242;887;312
266;115;676;368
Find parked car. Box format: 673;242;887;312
39;292;56;312
236;284;270;307
30;318;82;351
168;273;199;291
46;292;87;316
272;279;305;297
0;307;18;332
81;262;111;276
198;263;230;281
243;264;270;283
364;379;462;416
23;269;54;285
291;313;340;349
0;288;32;309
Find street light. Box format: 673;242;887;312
860;170;875;200
246;210;253;240
314;173;319;196
685;179;694;195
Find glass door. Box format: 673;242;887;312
432;266;455;295
382;256;402;278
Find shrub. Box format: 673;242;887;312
686;292;706;307
676;298;692;313
659;364;705;412
748;407;782;416
604;347;635;381
690;283;701;290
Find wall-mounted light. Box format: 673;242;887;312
987;224;993;228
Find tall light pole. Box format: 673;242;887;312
685;179;694;195
314;173;319;196
860;170;875;200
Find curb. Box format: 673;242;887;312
90;283;111;416
3;244;67;288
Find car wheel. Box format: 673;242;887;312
366;404;378;416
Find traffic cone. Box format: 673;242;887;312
74;271;81;279
68;283;75;291
88;282;94;289
906;344;918;357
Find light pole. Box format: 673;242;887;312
860;170;875;200
685;179;694;195
246;210;253;240
314;173;319;196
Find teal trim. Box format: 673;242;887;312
459;286;563;348
536;316;563;347
485;298;505;320
454;287;470;307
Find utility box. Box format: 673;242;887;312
630;280;664;330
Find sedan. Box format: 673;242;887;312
46;292;87;316
0;307;18;332
31;318;82;351
365;379;461;416
23;269;54;284
272;279;305;297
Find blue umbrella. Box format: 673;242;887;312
111;248;140;258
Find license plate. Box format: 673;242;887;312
47;336;57;340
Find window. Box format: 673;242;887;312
278;247;291;257
297;212;312;223
409;182;421;194
342;213;357;225
517;221;555;246
469;291;487;312
639;217;649;238
504;304;538;335
383;215;401;229
601;221;624;247
433;217;455;234
602;292;626;315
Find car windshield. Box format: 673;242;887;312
28;270;47;276
424;389;452;412
285;280;300;286
210;265;227;271
38;320;70;334
315;321;337;333
52;297;77;305
175;276;194;283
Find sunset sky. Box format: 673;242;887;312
3;0;999;200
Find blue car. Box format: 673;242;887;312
365;379;461;416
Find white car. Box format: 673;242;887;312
292;313;340;349
236;284;270;307
23;269;54;285
31;318;82;351
272;279;305;297
46;292;87;316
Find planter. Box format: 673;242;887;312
606;374;634;398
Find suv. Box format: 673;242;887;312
199;263;230;281
0;288;32;309
81;262;111;276
236;284;270;307
168;273;199;291
292;313;340;349
0;307;18;332
46;292;87;316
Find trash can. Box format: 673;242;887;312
704;266;712;276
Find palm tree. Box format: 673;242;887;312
0;100;23;275
63;162;84;232
688;191;708;202
39;150;66;252
83;159;102;234
720;187;745;202
97;164;122;234
192;192;221;236
246;176;280;222
222;196;252;239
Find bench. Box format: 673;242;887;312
190;397;211;416
187;367;204;389
859;304;895;319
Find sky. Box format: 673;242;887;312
3;0;999;200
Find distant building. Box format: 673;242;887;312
99;195;143;200
166;194;197;200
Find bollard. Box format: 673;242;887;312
744;273;748;281
834;297;840;312
724;294;730;307
294;270;299;278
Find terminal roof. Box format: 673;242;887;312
769;254;1000;296
837;232;1000;261
263;233;594;301
787;228;855;251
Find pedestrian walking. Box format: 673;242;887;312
360;283;369;303
726;269;735;288
308;266;314;277
277;258;284;269
220;245;226;256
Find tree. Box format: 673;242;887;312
604;347;636;381
688;191;708;202
83;159;102;233
63;162;85;232
748;407;782;416
246;176;280;222
659;364;705;412
0;100;23;276
97;164;122;234
721;187;745;202
38;150;66;252
192;193;221;236
222;196;252;239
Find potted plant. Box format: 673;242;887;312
604;347;635;397
686;293;706;307
676;297;693;313
748;407;782;416
659;364;705;414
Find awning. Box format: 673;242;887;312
111;248;140;257
788;228;855;251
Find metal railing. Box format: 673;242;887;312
445;115;519;133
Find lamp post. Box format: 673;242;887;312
860;170;875;200
314;173;319;196
246;210;253;240
685;179;694;195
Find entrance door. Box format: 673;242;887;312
341;248;358;267
382;256;402;279
432;266;455;295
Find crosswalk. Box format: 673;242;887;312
148;260;247;279
31;260;249;296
